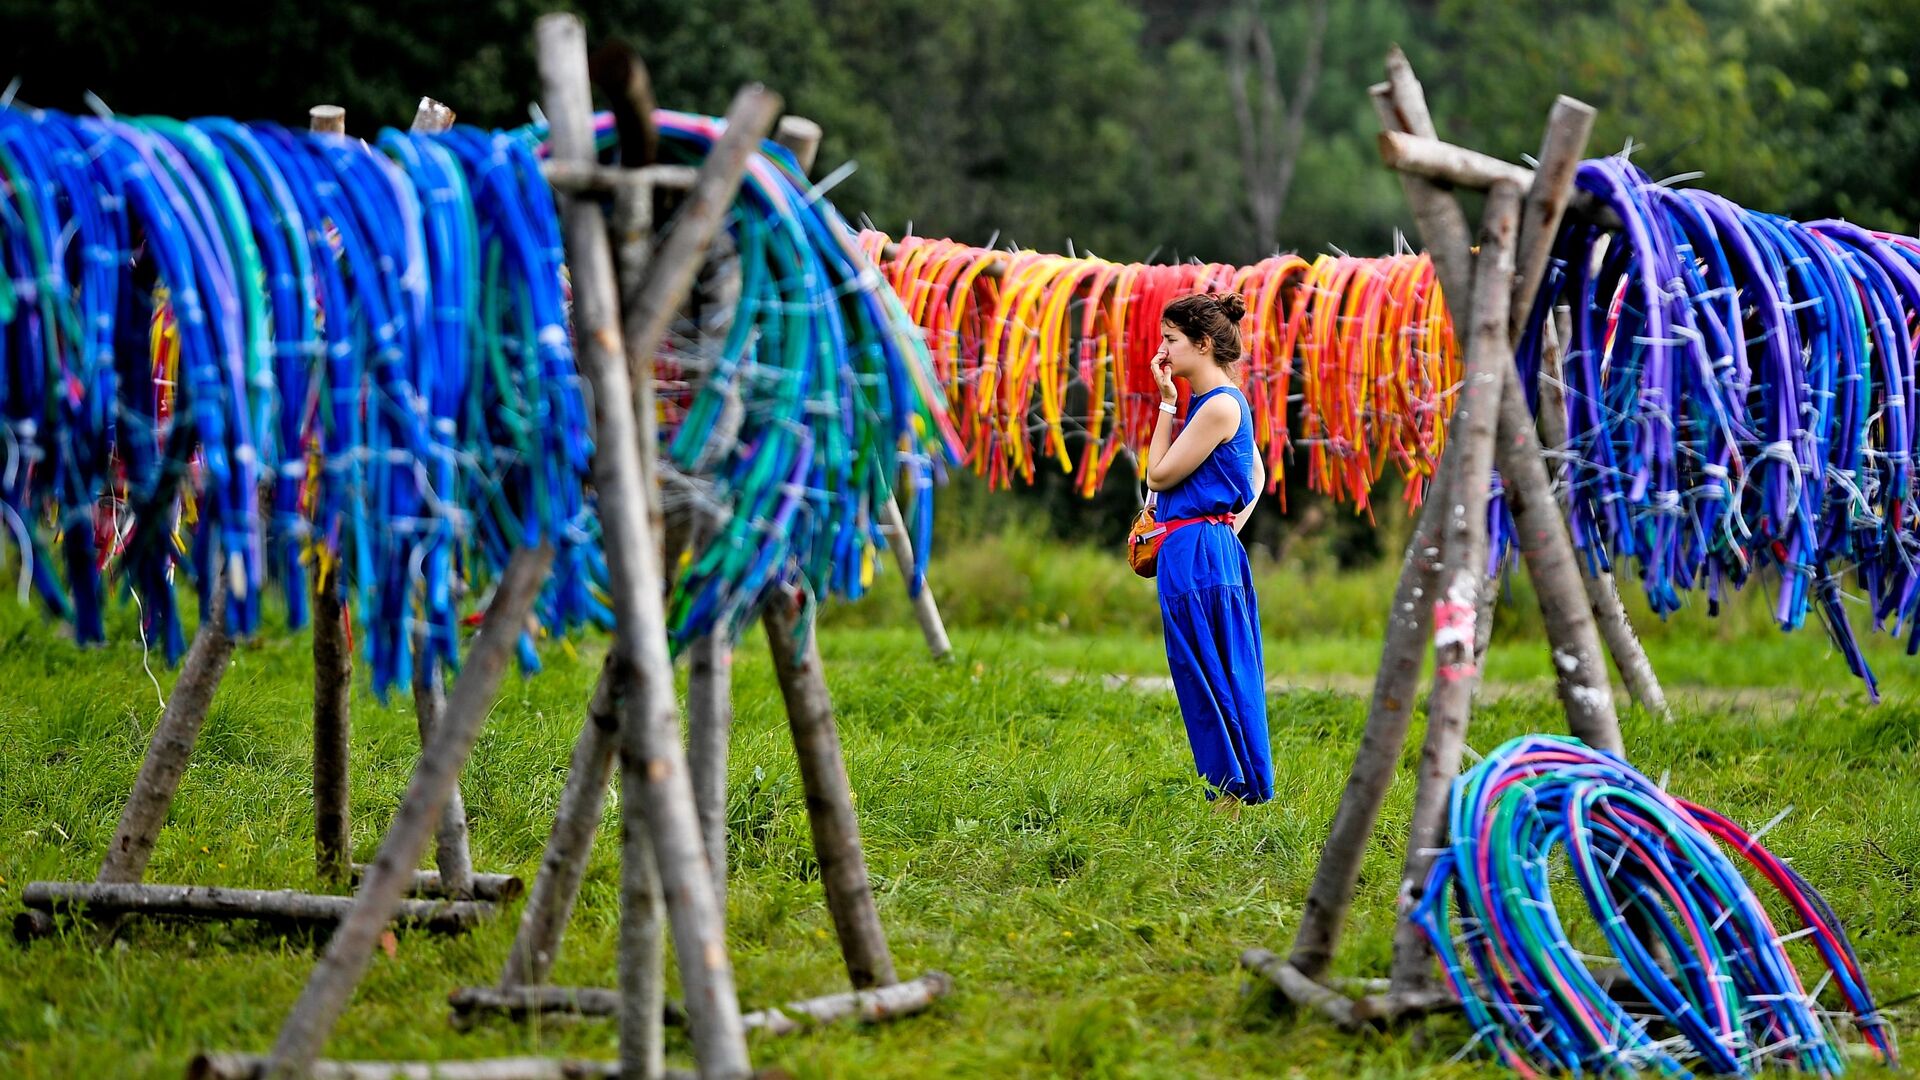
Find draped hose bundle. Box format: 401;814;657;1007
2;100;956;687
525;112;962;644
859;233;1458;514
1517;156;1920;700
1417;735;1895;1077
0;103;600;698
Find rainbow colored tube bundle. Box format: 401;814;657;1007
0;102;600;697
1514;156;1920;700
860;233;1459;515
3;97;957;687
1416;735;1895;1077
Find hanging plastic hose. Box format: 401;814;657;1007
3;98;956;686
518;110;963;648
1417;734;1895;1077
1517;156;1920;700
0;102;599;699
859;232;1459;514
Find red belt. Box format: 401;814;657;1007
1139;512;1235;541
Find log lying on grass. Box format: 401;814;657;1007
349;866;523;904
192;1056;797;1080
16;883;488;939
189;1053;685;1080
448;986;685;1029
1240;949;1359;1028
449;972;955;1036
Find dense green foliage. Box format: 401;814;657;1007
5;0;1916;257
8;0;1911;546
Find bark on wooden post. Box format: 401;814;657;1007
763;591;897;990
499;661;619;987
1387;181;1522;995
98;580;235;885
593;65;674;1079
1540;311;1670;720
308;105;346;136
878;493;953;663
536;14;764;1079
1490;97;1623;755
309;104;353;886
686;634;734;914
403;93;476;900
263;544;553;1080
411;97;456;132
413;625;474;899
21;882;489;936
312;573;353;885
1281;76;1477;983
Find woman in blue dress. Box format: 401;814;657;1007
1144;292;1274;809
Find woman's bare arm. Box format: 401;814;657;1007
1146;395;1240;492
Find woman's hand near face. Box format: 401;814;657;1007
1151;346;1178;403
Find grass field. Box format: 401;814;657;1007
2;537;1917;1077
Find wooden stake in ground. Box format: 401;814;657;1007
312;567;352;884
98;579;235;885
498;662;618;988
763;590;897;990
310;98;352;886
1387;180;1521;994
1539;310;1670;720
536;14;770;1078
685;633;734;914
1284;57;1628;992
1281;78;1478;985
263;545;554;1080
405;92;478;902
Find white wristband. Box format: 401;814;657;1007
1158;401;1177;416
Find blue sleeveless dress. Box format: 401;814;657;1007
1156;386;1274;803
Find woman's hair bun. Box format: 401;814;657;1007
1214;292;1248;321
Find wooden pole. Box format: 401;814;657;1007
262;545;553;1080
312;569;353;884
405;92;476;901
1386;183;1522;996
686;633;734;915
349;866;521;903
308;105;346;135
878;492;953;663
763;590;897;990
193;1055;692;1080
308;105;352;886
98;579;235;885
498;662;618;987
587;46;780;1080
412;625;474;899
1540;311;1670;720
1376;129;1531;189
773;116;823;172
592;55;674;1080
1490;96;1624;755
536;15;763;1078
1280;75;1478;983
1371;62;1624;754
19;882;489;938
410;96;456;132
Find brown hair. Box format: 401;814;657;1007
1161;292;1248;365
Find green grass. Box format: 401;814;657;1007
2;545;1918;1077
